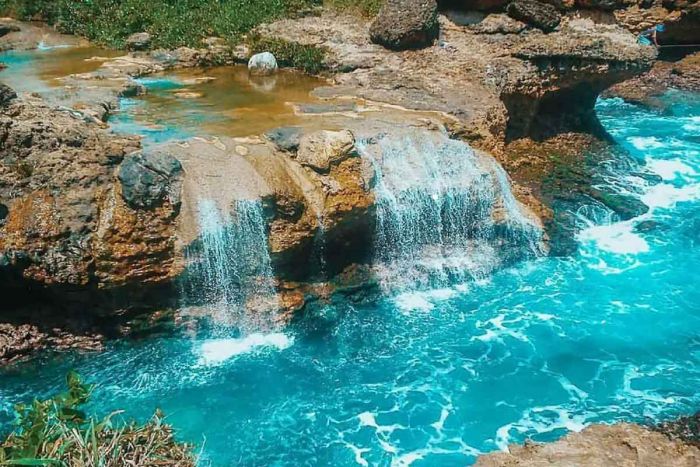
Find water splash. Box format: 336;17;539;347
181;199;278;332
357;132;544;292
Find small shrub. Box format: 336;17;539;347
0;371;194;467
247;34;327;74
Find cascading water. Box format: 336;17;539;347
180;199;279;332
357;132;544;292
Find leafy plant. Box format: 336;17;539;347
0;372;193;467
247;33;327;74
0;0;322;49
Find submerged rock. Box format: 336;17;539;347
126;32;152;51
248;52;279;76
118;152;183;209
507;0;562;32
369;0;439;50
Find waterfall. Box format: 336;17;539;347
357;132;544;292
181;199;279;332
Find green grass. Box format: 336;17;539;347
0;371;194;466
324;0;383;17
0;0;321;49
246;33;327;74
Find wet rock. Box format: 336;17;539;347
634;219;665;233
296;130;356;173
656;412;700;447
507;0;562;32
370;0;439;50
0;323;47;365
248;52;278;76
473;14;528;34
118;152;183;209
592;191;649;220
476;423;700;466
0;83;16;106
264;126;303;152
0;22;20;37
126;32;152;51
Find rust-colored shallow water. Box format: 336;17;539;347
115;66;328;140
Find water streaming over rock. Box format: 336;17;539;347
357;132;544;291
180;199;278;331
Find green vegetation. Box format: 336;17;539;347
0;371;194;466
324;0;383;17
0;0;384;50
0;0;320;49
247;33;327;74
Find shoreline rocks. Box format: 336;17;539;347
476;423;700;466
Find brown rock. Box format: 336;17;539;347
296;130;356;173
369;0;439;50
475;423;700;466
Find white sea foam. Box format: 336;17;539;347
198;333;293;365
394;288;457;313
577;223;649;254
645;159;696;180
629;136;664;151
641;183;700;210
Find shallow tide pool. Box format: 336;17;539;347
1;63;699;465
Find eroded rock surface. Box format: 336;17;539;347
0;91;182;315
476;423;700;466
370;0;440;50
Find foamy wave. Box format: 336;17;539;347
641;184;700;210
198;333;293;365
645;159;697;180
577;223;649;255
629;136;664;151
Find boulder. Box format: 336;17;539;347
248;52;279;76
265;126;303;152
370;0;439;50
118;152;183;209
0;84;17;106
507;0;562;32
126;32;152;51
296;130;356;173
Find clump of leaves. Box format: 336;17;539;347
0;371;194;467
247;33;327;74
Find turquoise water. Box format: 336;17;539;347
1;91;699;465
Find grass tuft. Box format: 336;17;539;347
247;33;327;74
0;371;194;467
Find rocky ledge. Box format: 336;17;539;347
476;422;700;466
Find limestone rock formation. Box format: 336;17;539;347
370;0;439;50
248;52;279;76
296;130;355;173
472;14;528;34
118;152;183;209
475;423;700;466
0;91;182;315
507;0;563;32
126;32;152;51
0;83;16;106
